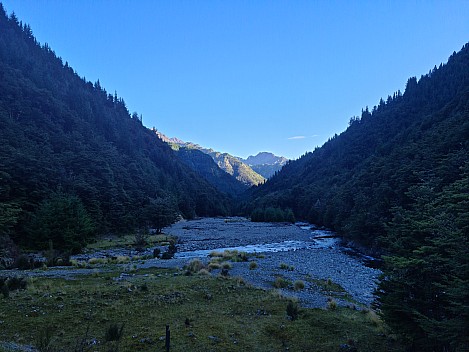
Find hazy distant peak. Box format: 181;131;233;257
244;152;288;166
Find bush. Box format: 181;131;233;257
221;262;232;270
161;252;174;260
327;297;337;310
152;248;161;258
279;263;294;271
1;281;9;298
294;280;305;290
35;326;55;352
1;276;28;298
184;259;205;275
104;323;125;342
286;301;299;321
208;262;221;270
249;261;257;270
14;254;31;270
273;276;290;288
134;230;148;251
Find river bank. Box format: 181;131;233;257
1;218;381;309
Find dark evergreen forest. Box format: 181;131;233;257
0;6;233;253
247;44;469;350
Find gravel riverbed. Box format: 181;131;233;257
152;218;381;308
1;218;381;309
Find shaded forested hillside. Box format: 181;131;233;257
0;6;232;252
249;43;468;248
171;145;247;196
248;43;469;350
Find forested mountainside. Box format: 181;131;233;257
243;152;288;179
0;7;233;253
248;44;469;350
157;131;265;187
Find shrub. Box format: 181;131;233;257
327;297;337;310
161;252;173;260
273;276;290;289
152;248;161;258
8;277;28;291
185;259;205;275
286;301;299;321
134;230;148;250
249;261;258;270
279;263;294;271
221;262;232;270
35;326;55;352
14;254;31;270
208;262;221;270
237;252;248;262
104;323;125;342
168;242;177;255
115;256;130;264
88;258;105;265
1;280;9;298
294;280;305;290
209;250;223;258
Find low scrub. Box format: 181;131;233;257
294;280;305;290
273;276;290;289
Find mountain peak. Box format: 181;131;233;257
245;152;288;166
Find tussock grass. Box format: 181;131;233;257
0;268;403;352
279;262;295;271
273;276;291;289
293;280;305;291
209;250;249;263
86;234;175;251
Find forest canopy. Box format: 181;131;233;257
0;5;233;253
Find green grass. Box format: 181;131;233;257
209;249;249;263
306;277;356;303
0;268;402;352
86;233;174;251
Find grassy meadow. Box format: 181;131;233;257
0;266;402;352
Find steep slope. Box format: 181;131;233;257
248;43;469;350
0;7;232;250
243;152;288;178
156;132;266;187
170;145;247;196
206;150;265;187
249;44;469;246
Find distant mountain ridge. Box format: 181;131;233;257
244;152;288;166
242;152;288;178
156;132;266;187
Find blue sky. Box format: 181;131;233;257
3;1;469;160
